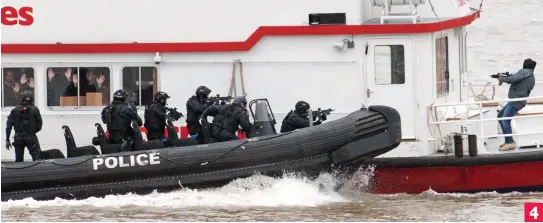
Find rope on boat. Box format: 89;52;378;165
229;59;247;98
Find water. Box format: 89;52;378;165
2;172;542;221
3;0;543;221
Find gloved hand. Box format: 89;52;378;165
5;139;11;150
205;99;214;106
498;77;505;86
321;114;327;121
161;138;168;143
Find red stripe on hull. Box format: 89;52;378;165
369;161;543;194
1;11;480;54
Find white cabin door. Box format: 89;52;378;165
365;38;415;138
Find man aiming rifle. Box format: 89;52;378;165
490;58;536;151
280;101;333;133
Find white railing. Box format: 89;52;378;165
428;95;543;142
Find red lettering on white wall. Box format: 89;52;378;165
1;6;34;26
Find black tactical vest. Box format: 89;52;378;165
104;103;128;132
280;111;294;133
14;105;36;133
212;105;241;134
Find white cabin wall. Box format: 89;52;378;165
157;35;365;127
1;35;367;161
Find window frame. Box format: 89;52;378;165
119;65;160;110
435;35;450;97
45;65;113;111
1;65;37;109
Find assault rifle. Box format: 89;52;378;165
312;108;334;120
165;107;184;122
490;72;511;79
209;94;234;105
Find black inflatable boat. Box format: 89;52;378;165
1;100;402;202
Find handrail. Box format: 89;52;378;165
432;95;543;107
429;95;543;142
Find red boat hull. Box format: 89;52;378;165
363;154;543;194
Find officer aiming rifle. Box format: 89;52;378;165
165;107;183;122
209;94;234;105
312;108;334;122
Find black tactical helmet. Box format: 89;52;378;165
154;91;170;106
295;101;310;114
232;96;247;108
195;86;211;98
20;90;34;103
113;89;128;101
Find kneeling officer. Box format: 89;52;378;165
200;96;252;142
101;89;143;151
5;90;43;162
280;101;327;133
144;91;170;142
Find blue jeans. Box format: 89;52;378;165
497;102;524;144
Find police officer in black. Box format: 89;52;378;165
101;89;143;151
280;101;324;133
144;91;169;141
186;86;214;143
200;96;252;142
5;90;43;162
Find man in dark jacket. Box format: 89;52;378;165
496;58;536;151
144;91;169;141
200;96;252;142
101;89;143;151
280;101;325;133
5;90;43;162
186;86;214;143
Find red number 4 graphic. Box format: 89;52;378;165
525;203;543;222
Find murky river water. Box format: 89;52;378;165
2;0;543;221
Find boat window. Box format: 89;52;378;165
1;67;35;107
374;45;405;85
46;67;111;107
436;36;450;96
122;66;158;107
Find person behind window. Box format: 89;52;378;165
186;86;215;144
144;91;169;142
496;58;537;151
101;89;143;152
81;68;97;96
280;101;325;133
200;96;252;143
3;69;19;106
18;72;35;95
94;71;110;105
5;90;43;162
48;68;73;106
63;72;79;96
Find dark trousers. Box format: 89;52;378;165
210;127;238;142
13;133;42;162
108;132;134;152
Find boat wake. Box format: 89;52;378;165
2;167;541;211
